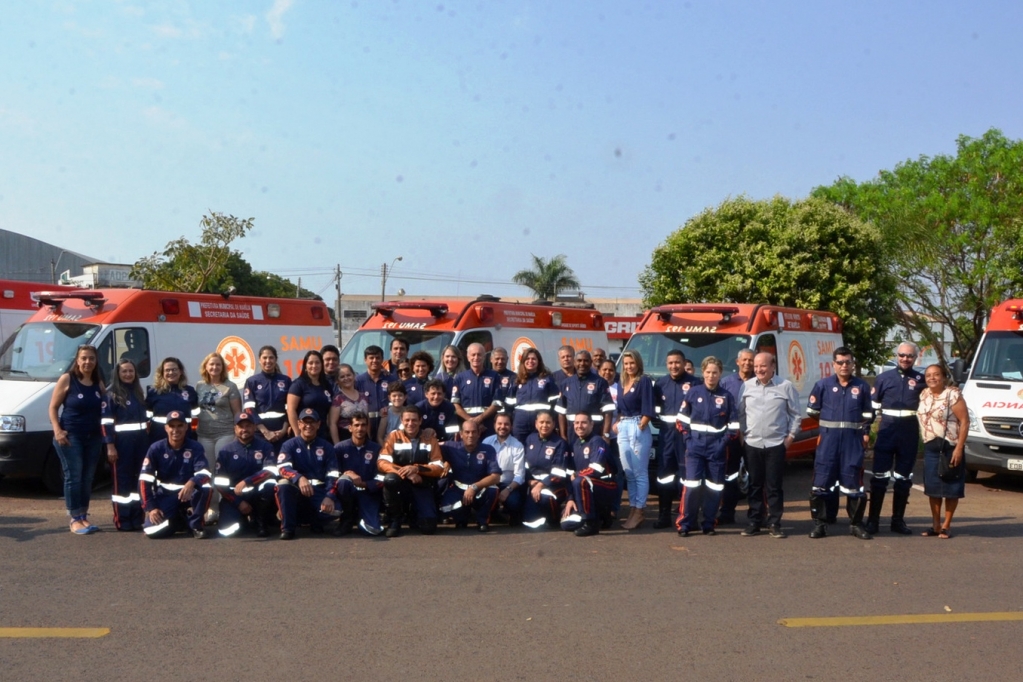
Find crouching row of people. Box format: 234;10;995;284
137;404;620;540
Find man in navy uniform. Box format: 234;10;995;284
417;379;460;442
213;411;277;537
806;347;875;540
333;411;384;536
440;420;501;532
561;414;620;537
275;408;339;540
653;350;699;529
555;350;614;441
718;349;755;524
451;342;504;436
139;410;213;539
867;343;926;534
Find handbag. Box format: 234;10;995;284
936;393;963;483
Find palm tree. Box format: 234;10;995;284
512;254;581;301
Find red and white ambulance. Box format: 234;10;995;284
961;299;1023;478
0;288;331;491
339;295;609;374
619;303;844;457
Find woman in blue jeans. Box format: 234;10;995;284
47;344;106;535
614;350;655;530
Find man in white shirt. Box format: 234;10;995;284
482;412;525;526
737;352;801;539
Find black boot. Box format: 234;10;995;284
865;486;885;535
825;493;839;524
808;493;828;539
653;491;674;529
890;487;913;535
848;496;872;540
574;520;600;537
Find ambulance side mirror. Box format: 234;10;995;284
949;358;966;385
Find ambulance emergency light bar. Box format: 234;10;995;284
31;290;107;312
652;305;741;324
372;301;449;318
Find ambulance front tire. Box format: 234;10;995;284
42;446;65;496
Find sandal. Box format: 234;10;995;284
921;528;940;537
939;527;952;539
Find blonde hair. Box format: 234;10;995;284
199;352;228;384
153;357;188;394
620;349;645;377
701;356;723;372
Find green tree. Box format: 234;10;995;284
512;254;581;300
639;195;898;369
132;212;255;293
813;128;1023;363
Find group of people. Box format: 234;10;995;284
47;336;968;540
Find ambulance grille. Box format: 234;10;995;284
982;417;1023;440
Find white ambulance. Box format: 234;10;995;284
339;295;609;374
959;299;1023;478
0;280;76;347
619;303;845;458
0;288;332;492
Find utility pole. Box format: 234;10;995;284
334;264;343;348
380;256;403;302
296;277;301;298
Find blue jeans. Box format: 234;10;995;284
54;431;103;517
617;417;652;509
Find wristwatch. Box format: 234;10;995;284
470;484;479;492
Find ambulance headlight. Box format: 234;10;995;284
0;415;25;432
968;409;979;433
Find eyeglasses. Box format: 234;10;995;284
834;360;853;366
897;353;916;359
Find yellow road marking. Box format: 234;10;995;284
0;628;110;638
779;612;1023;628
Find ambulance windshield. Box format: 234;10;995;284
0;321;102;381
340;330;456;374
970;331;1023;380
621;333;751;379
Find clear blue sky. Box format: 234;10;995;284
2;1;1020;300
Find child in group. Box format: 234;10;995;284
378;382;408;443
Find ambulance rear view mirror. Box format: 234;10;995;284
949;358;966;385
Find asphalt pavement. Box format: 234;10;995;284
1;458;1021;682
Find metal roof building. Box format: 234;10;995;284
0;228;100;283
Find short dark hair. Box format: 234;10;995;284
390;338;409;351
364;345;384;358
424;379;446;394
388;382;407;395
349;411;370;425
401;404;422;419
666;349;685;361
833;346;854;361
409;351;435;373
321;344;340;357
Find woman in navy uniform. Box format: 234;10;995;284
521;411;571;530
145;357;199;443
48;344;106;535
675;356;739;537
102;359;149;531
506;348;560;444
243;345;292;452
286;350;336;441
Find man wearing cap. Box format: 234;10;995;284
332;412;384;536
560;413;620;537
439;420;501;532
139;410;213;539
378;405;447;537
274;408;340;540
212;412;278;538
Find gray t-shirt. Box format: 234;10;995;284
196;380;241;439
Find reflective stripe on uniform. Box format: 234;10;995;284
690;423;729;434
143;520;170;535
881;409;917;418
464;406;487;415
523;517;547;529
818;420;862;429
259;411;286;419
114;423;147;432
138;473;156;483
515;403;551;412
705;481;725;492
562;513;582;524
657;474;675;485
218;523;241;537
213;477;231;487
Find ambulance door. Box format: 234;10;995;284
753;333;779;369
95;325;154;382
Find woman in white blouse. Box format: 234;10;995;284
916;364;969;539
